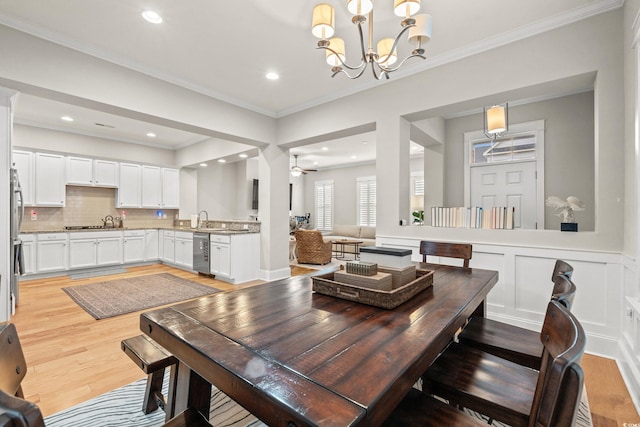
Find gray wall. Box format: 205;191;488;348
444;91;595;231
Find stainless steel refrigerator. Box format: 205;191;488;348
10;167;24;309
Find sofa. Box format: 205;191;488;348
322;225;376;255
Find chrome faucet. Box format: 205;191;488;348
198;210;209;228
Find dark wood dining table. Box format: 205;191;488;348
140;262;498;426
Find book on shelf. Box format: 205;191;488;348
429;206;515;229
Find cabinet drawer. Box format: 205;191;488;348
210;234;230;244
38;233;68;241
163;230;175;238
124;230;145;237
175;231;193;240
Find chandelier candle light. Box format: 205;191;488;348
311;0;433;79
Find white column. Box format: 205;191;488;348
0;87;18;321
258;144;291;281
375;115;411;231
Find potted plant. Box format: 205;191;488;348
412;209;424;225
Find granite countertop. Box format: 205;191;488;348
21;226;259;235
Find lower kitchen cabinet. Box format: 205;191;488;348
36;233;69;273
144;229;159;261
210;232;259;284
174;231;193;269
161;230;175;263
19;234;36;275
69;231;122;269
123;230;145;263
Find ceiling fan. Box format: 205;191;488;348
290;154;317;176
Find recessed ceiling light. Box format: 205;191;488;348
314;161;319;165
146;132;156;138
200;163;208;167
142;10;163;24
351;155;357;159
239;153;248;158
60;116;74;122
266;72;279;80
218;159;226;163
322;147;328;151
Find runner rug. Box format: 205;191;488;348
43;377;594;427
62;273;220;320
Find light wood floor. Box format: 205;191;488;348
9;264;640;426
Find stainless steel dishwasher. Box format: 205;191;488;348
193;232;211;275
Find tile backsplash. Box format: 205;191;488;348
20;186;177;232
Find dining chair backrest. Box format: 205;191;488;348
0;324;27;398
550;274;577;311
551;259;573;282
0;324;45;427
529;300;586;427
419;241;472;268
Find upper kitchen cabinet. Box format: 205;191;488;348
141;165;162;208
67;157;119;187
12;150;34;205
34;152;65;206
117;163;142;208
162;168;180;209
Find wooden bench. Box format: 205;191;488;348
121;335;177;416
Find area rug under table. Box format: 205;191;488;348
62;273;220;320
43;376;593;427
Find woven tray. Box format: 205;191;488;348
312;269;434;309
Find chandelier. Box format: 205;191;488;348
311;0;432;80
483;103;509;140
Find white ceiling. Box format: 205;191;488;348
0;0;616;169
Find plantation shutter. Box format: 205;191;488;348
357;177;376;226
315;180;333;231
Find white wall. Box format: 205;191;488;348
12;125;176;166
278;10;624;253
443;92;595;231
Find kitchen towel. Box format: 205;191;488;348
191;214;198;228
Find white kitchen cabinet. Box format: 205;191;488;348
210;233;259;284
161;230;175;263
19;234;36;275
142;165;162;208
67;157;119;187
12;150;34;206
123;230;145;263
69;231;123;269
174;231;193;269
36;233;68;273
162;168;180;208
144;229;159;261
118;163;142;208
35;152;66;206
94;160;119;187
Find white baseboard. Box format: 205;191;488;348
261;267;291;282
618;340;640;415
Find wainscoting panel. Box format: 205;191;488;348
376;235;622;358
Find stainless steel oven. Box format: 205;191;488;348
193;232;210;275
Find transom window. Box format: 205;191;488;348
471;134;537;165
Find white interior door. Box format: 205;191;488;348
470;161;537;229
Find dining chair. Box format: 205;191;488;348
0;323;45;427
424;299;586;427
419;241;472;267
457;260;575;369
383;388;488;426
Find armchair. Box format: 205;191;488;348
294;230;332;265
